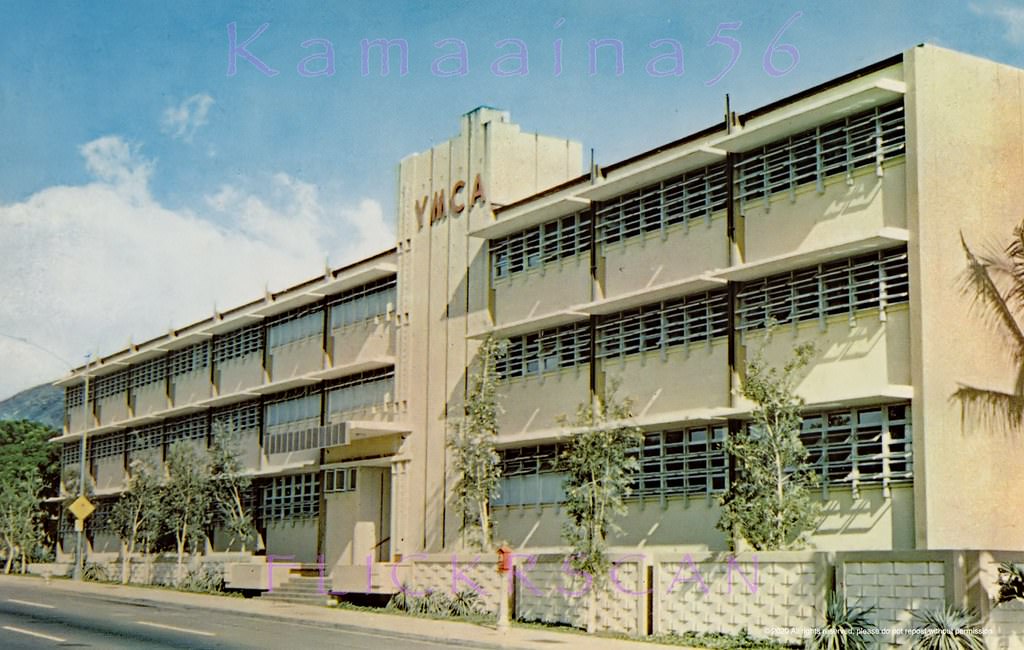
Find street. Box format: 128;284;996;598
0;579;458;649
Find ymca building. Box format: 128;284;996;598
53;44;1024;586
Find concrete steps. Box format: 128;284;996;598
259;574;332;606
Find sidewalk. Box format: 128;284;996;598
0;574;697;650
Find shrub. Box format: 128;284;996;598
996;562;1024;606
811;593;874;650
424;590;451;616
386;587;485;619
179;566;225;594
82;562;112;583
450;589;484;617
910;606;985;650
386;587;410;612
651;629;798;649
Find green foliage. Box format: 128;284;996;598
179;565;226;593
386;586;410;611
61;463;94;502
955;227;1024;431
163;441;212;571
448;336;505;550
650;629;800;649
909;606;986;650
811;593;875;650
718;336;820;550
449;589;484;617
0;474;46;574
109;458;165;583
559;386;644;588
208;423;257;552
385;588;485;618
996;561;1024;605
82;562;113;583
424;590;451;615
0;420;60;496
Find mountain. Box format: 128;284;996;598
0;383;63;429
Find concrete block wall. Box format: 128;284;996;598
989;602;1024;650
410;554;504;614
32;553;248;587
839;553;951;648
653;552;825;644
839;551;1024;649
513;555;643;634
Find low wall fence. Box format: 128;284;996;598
405;548;1024;648
30;552;253;587
33;548;1024;648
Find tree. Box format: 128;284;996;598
559;386;644;634
208;423;257;552
108;458;164;584
956;227;1024;430
0;421;59;570
164;441;212;576
718;336;820;550
0;420;60;494
447;336;505;551
0;475;45;574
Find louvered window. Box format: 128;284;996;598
329;277;396;329
735;102;906;206
169;343;210;376
213;325;262;364
736;248;909;332
596;291;728;360
596;163;727;246
496;322;591;380
491;212;591;280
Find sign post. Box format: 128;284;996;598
69;494;94;579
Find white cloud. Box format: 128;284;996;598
160;93;215;142
0;135;394;400
79;136;152;201
970;2;1024;44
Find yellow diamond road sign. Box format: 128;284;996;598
68;496;95;521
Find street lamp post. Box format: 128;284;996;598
72;356;91;581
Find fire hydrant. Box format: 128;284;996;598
496;543;513;631
497;544;513;574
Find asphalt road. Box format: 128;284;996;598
0;580;458;649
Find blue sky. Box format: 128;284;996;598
1;0;1023;400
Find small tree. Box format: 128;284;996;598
559;387;644;634
164;441;212;576
0;421;59;563
108;458;164;584
208;423;257;552
718;336;820;550
448;336;505;551
0;475;45;574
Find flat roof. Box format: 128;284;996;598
493;49;908;218
59;247;398;382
